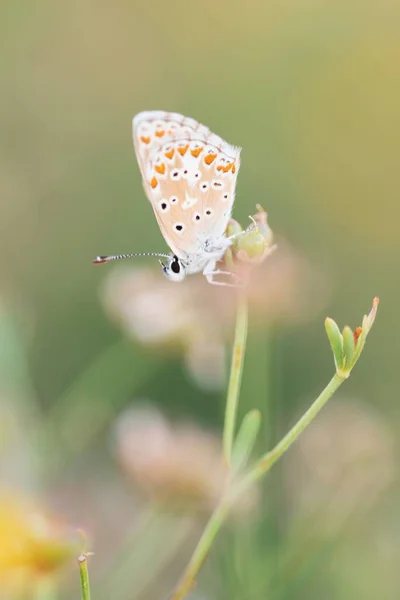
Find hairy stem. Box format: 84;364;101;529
78;555;91;600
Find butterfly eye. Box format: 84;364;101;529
163;256;186;282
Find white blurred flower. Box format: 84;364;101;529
101;267;231;390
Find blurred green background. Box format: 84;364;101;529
1;0;399;598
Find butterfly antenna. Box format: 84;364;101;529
93;252;171;264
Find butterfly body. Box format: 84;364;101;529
174;235;232;274
95;111;242;285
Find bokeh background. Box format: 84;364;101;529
1;0;399;598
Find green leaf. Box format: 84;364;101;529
324;318;344;370
342;326;355;369
232;409;261;474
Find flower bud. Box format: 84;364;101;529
325;298;379;378
233;205;275;264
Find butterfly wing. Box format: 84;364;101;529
132;111;241;260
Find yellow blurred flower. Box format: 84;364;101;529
0;492;80;591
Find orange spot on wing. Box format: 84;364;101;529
232;164;236;174
155;130;165;137
217;164;224;172
150;176;158;189
140;136;151;144
191;147;203;157
222;163;233;173
204;153;217;165
178;144;189;156
165;149;174;159
155;163;166;175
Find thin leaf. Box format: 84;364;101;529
342;326;355;369
324;318;344;370
232;410;261;474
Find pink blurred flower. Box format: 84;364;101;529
114;405;258;515
284;398;395;527
114;405;227;511
100;241;326;389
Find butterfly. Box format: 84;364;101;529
94;111;242;286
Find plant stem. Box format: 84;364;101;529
223;293;249;465
78;555;91;600
170;502;230;600
170;373;346;600
233;372;346;496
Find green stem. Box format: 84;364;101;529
223;293;248;465
170;373;346;600
170;502;230;600
78;555;91;600
233;373;346;496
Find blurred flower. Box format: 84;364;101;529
0;491;80;592
184;339;226;391
239;240;327;326
284;398;395;529
114;405;226;512
102;267;230;390
114;404;257;514
101;224;326;389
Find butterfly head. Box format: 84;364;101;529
160;255;186;282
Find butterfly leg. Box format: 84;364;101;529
206;275;243;287
203;262;243;287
